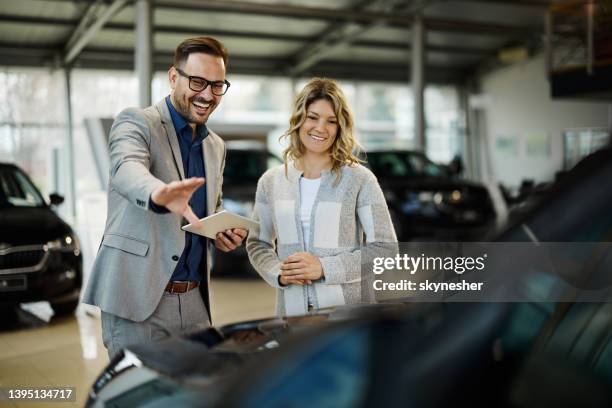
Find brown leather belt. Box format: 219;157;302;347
165;281;199;294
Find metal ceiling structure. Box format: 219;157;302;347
0;0;558;220
0;0;555;84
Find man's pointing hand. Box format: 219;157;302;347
151;177;205;226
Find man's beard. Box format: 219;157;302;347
173;93;213;125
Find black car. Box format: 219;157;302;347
363;150;496;241
86;150;612;407
212;142;281;275
0;163;82;316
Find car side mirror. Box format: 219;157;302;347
49;193;65;206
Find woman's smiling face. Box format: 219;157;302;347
298;98;338;156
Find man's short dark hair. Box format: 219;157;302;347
174;37;229;68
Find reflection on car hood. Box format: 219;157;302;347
0;207;72;245
126;337;245;379
379;177;486;192
123;306;383;378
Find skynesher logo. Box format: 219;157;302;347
372;253;488;275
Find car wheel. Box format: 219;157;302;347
51;299;79;316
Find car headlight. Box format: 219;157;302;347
45;234;81;256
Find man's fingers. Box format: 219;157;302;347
183;205;201;227
225;230;244;245
232;228;248;239
220;232;237;249
169;177;205;193
215;239;231;253
183;177;205;187
216;232;237;251
154;178;205;205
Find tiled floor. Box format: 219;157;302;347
0;278;275;408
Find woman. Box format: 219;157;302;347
246;78;397;316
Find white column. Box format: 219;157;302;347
135;0;153;107
64;68;77;222
411;14;426;152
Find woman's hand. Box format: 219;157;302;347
279;275;311;286
280;252;324;283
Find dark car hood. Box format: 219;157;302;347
0;207;72;245
378;177;486;192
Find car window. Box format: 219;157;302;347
0;167;46;208
366;152;448;179
366;152;415;178
407;154;447;178
224;151;281;184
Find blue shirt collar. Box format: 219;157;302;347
165;96;208;144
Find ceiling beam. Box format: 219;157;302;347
0;43;464;84
0;11;528;37
426;18;527;35
28;0;547;34
283;0;456;77
451;0;552;8
63;0;104;55
63;0;128;65
285;0;387;77
152;0;537;36
0;16;496;56
0;14;313;41
153;0;413;25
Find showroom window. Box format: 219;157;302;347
1;67;463;214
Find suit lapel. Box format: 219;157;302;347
202;136;218;216
156;99;185;180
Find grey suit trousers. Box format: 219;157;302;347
101;287;210;360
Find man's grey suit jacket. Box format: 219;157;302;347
83;98;225;322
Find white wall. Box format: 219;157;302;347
478;53;609;188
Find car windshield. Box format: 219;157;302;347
224;150;281;184
365;151;448;178
0;166;46;208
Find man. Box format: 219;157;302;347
83;37;246;359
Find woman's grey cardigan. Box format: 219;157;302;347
246;162;398;316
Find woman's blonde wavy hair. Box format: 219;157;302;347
281;77;361;184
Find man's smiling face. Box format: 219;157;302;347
169;52;226;127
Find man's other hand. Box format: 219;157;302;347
151;177;205;226
214;228;247;252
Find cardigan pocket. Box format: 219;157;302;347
315;283;345;309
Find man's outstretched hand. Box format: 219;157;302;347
151;177;205;226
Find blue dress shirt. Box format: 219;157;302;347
150;96;208;282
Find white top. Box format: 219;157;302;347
299;176;321;309
299;176;321;251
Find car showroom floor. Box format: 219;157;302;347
0;277;275;408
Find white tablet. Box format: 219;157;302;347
181;210;259;239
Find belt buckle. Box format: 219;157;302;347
167;281;183;294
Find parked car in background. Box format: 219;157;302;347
363;150;496;241
212;141;281;275
0;163;82;316
86;149;612;408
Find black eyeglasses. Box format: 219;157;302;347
175;67;231;96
